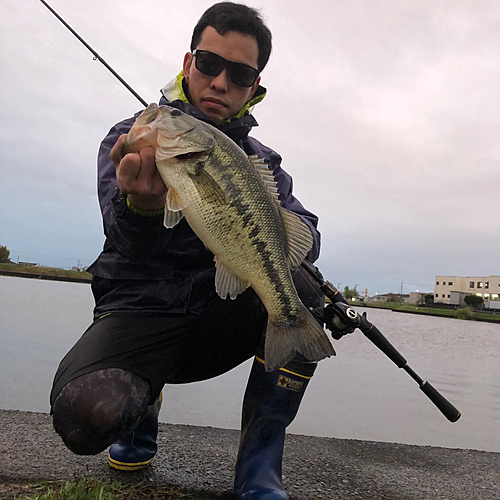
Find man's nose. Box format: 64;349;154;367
210;67;231;91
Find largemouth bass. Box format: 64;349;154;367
123;103;335;371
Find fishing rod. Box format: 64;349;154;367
301;260;461;423
40;0;461;423
40;0;148;107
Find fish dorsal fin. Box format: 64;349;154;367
214;256;250;299
248;155;313;268
249;155;280;202
164;188;185;228
278;206;313;268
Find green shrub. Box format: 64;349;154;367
0;245;10;263
454;307;473;320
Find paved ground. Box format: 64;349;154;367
1;409;499;499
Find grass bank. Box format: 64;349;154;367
357;301;500;324
0;263;91;283
10;477;233;500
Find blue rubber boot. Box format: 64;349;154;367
108;392;162;471
235;357;314;500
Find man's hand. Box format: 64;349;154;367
111;134;167;211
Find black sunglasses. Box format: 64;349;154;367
192;49;260;88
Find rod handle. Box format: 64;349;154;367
420;381;461;422
359;315;407;368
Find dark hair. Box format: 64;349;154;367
190;2;272;72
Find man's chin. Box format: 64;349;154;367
202;109;225;124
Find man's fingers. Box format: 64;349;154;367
116;144;155;191
137;147;157;181
110;135;128;167
117;153;142;193
115;144;166;200
139;146;156;165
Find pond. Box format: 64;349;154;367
1;275;499;452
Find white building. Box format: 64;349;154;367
434;275;500;306
404;292;431;305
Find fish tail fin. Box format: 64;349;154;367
264;304;336;372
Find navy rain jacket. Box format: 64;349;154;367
88;84;321;318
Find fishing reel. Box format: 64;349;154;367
324;302;362;340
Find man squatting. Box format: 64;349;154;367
50;3;344;499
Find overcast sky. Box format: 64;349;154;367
1;0;498;295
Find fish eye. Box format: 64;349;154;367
171;109;182;117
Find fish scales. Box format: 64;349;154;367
123;104;335;370
206;143;295;318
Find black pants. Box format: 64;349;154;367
50;267;324;455
50;266;324;407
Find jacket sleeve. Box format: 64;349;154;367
267;150;321;263
96;115;172;260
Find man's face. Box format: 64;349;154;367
183;26;261;123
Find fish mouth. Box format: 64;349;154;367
173;150;208;161
121;138;137;157
122;126;196;157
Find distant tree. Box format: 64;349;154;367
464;294;484;310
425;294;434;305
0;245;11;263
343;285;359;301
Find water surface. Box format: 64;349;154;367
1;275;499;452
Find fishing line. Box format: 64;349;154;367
40;0;147;107
1;0;143;111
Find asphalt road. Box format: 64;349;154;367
1;409;499;499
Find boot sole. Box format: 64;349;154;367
108;454;154;471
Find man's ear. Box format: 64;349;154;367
183;52;193;83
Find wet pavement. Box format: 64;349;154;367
1;409;499;499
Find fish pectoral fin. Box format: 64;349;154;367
166;187;186;211
164;207;184;228
278;206;314;268
214;257;250;299
163;188;186;228
191;168;227;206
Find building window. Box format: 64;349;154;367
449;282;453;286
470;282;474;288
436;281;439;285
485;282;489;289
478;282;483;288
448;295;450;298
435;294;438;298
442;294;445;298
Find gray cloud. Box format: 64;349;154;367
1;0;498;293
